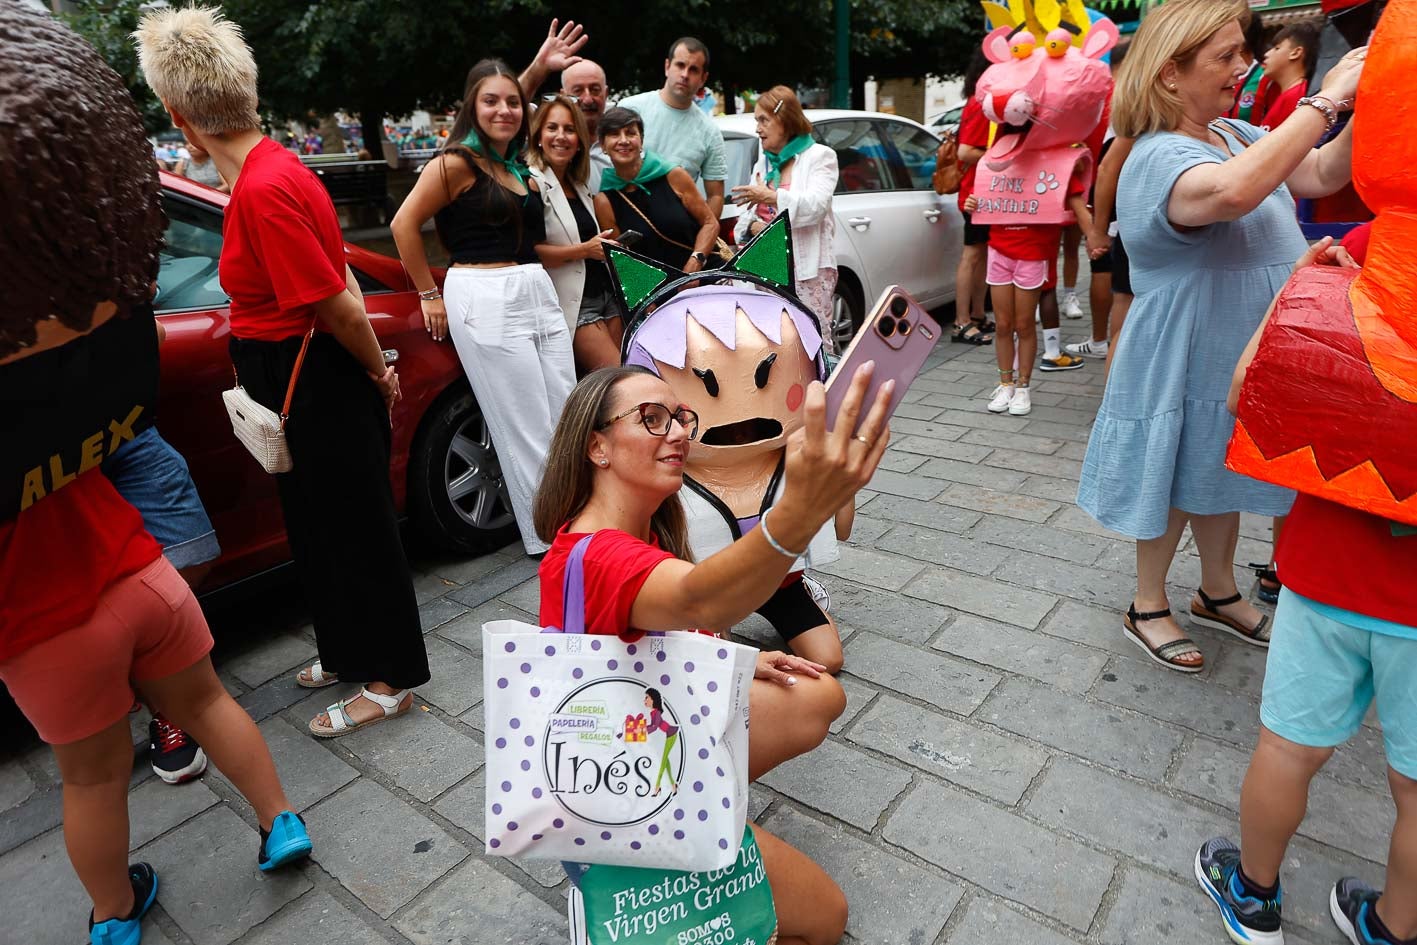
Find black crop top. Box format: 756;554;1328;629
435;155;547;265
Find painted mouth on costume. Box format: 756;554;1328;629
700;418;784;446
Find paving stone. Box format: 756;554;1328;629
941;615;1106;692
138;806;311;945
917;457;1029;491
960;427;1065;455
419;596;468;633
1279;837;1388;937
220;632;318;689
1170;737;1393;862
304;779;468;918
819;576;950;647
445;555;541;609
497;577;542;614
884;781;1115;931
891;434;995;463
436;598;537;651
849;695;1046;804
1207;641;1269;698
887;416;972;441
844;634;1000;715
841;513;892;546
1041;421;1095;444
425;549;522;586
749;783;777;822
893;400;945;421
984;449;1084;481
936;482;1061;524
238;890;385;945
831;673;879;734
1019;404;1098;429
968;513;1112;564
237;673;315;723
905;567;1059;630
417;635;485;716
874;523;1013;577
980;677;1183;780
340;707;483;803
865;467;948;501
127;775;220;848
1049;504;1131;539
411;568;464;605
946;896;1085;945
1055;439;1091;461
995;550;1137;611
1094;658;1261;748
919;379;992;400
0;827;95;945
394;856;567;944
432;776;568;888
765;805;963;945
0;762;34;812
878;448;929;471
814;545;926;592
1040;600;1146;661
1329;724;1391;794
858;492;983;535
0;783;62;856
209;715;357;813
758;738;911;830
1099;867;1222;945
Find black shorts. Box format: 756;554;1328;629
1090;248;1113;274
962;211;990;247
755;577;828;642
1111;233;1132;295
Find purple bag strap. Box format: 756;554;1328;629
559;534;596;635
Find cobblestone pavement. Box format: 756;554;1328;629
0;308;1393;945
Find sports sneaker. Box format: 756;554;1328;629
1194;838;1284;945
1065;337;1109;359
1008;386;1032;416
148;714;207;784
88;862;158;945
987;384;1015;413
1039;353;1086;372
801;574;832;612
1330;877;1396;945
1061;291;1084;319
259;810;313;872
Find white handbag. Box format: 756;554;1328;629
222;323;314;474
482;533;758;873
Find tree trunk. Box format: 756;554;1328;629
725;84;738;115
360;110;386;163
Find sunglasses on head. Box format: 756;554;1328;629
598;402;700;440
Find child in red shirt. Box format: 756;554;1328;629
1257;24;1319;130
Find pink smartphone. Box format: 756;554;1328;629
825;286;941;435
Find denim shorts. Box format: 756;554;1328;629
1262;589;1417;778
576;288;621;328
104;426;220;569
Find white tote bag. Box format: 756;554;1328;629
482;534;758;873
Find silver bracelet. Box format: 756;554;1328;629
759;507;808;559
1297;96;1338;133
418;287;442;301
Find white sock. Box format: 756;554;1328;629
1063;283;1077;297
1013;343;1019;373
1043;327;1061;359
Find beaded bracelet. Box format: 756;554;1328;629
759;507;809;559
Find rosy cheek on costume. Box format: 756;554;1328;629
786;383;804;413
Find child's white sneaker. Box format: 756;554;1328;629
987;384;1015;413
1008;386;1032;416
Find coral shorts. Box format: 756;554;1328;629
0;556;213;745
986;247;1056;290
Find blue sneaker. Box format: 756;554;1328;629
1331;877;1396;945
258;810;312;872
89;862;158;945
1195;837;1284;945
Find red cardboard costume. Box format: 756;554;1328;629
1227;0;1417;526
970;0;1118;225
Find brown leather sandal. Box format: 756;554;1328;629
1189;588;1271;648
1123;603;1204;673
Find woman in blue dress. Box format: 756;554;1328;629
1077;0;1365;673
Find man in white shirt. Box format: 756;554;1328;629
617;37;728;218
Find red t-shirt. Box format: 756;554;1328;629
988;162;1087;261
0;471;161;661
957;98;991;215
539;527;676;641
220;138;347;341
1259;80;1307;131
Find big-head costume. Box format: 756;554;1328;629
1227;0;1417;527
970;0;1118;225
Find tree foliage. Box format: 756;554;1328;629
59;0;172;135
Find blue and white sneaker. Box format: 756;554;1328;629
1331;877;1396;945
1195;837;1284;945
88;862;158;945
258;810;312;872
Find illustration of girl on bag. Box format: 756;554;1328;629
643;688;680;796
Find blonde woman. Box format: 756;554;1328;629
527;95;624;374
1076;0;1364;672
730;86;840;349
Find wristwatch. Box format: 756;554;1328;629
692;251;709;264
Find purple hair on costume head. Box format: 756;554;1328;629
624;284;825;377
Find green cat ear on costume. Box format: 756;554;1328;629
605;247;679;314
725;212;795;291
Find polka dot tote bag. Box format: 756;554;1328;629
482;533;758;872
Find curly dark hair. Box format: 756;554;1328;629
0;4;165;359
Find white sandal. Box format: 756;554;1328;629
309;687;412;738
296;661;340;689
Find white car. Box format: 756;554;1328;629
717;109;962;351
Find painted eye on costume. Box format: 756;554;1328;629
754;353;777;390
693;367;720;398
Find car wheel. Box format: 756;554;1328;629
408;384;519;555
831;276;864;354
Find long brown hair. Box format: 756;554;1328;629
527;94;592;188
533;367;691;561
441;59;529;238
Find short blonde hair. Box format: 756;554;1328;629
755;86;813;139
133;6;259;134
1112;0;1247;138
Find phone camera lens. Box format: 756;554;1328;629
889;297;908;317
877;315;897;337
897;318;912;336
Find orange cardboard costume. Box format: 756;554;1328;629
1227;0;1417;526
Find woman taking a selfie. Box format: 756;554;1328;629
533;363;893;945
527;95;624;374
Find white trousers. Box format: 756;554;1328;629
444;264;575;554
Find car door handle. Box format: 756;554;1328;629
923;208;942;222
847;216;872;229
381;348;399;364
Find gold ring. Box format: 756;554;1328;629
855;435;869;444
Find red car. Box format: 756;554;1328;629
155;171;516;593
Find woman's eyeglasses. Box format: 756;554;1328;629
599;402;700;440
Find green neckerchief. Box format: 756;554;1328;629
764;134;813;186
599;149;675;194
462;133;528;188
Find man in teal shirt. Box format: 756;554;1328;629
618;37;728;218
